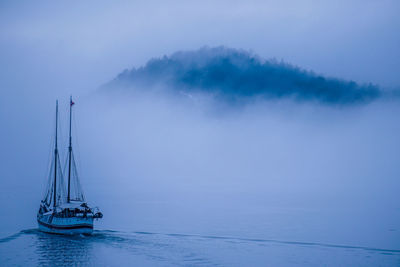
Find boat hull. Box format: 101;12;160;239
37;214;94;235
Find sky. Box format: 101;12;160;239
0;0;400;254
0;0;399;97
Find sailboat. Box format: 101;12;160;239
37;98;103;235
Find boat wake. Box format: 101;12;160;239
1;228;400;253
1;228;399;266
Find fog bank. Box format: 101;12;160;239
80;91;400;249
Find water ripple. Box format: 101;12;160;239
0;228;399;266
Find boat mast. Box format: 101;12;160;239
67;96;73;203
53;100;59;208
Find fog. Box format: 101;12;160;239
1;82;400;251
87;91;400;248
0;1;400;263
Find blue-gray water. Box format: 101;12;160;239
1;229;400;266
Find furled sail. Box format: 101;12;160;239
42;148;67;207
65;149;85;202
65;96;85;203
41;100;67;208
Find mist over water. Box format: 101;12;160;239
85;90;400;245
1;85;400;265
1;49;400;266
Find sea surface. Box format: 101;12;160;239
1;191;400;266
1;228;399;266
1;99;400;266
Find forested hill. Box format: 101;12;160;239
105;46;381;104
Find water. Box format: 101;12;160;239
1;229;399;266
1;98;400;266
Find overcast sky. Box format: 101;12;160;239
0;0;399;99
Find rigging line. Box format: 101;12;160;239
72;151;85;201
62;153;68;181
73;104;88;202
58;102;68;162
43;155;54;204
72;101;84;185
42;112;56;199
